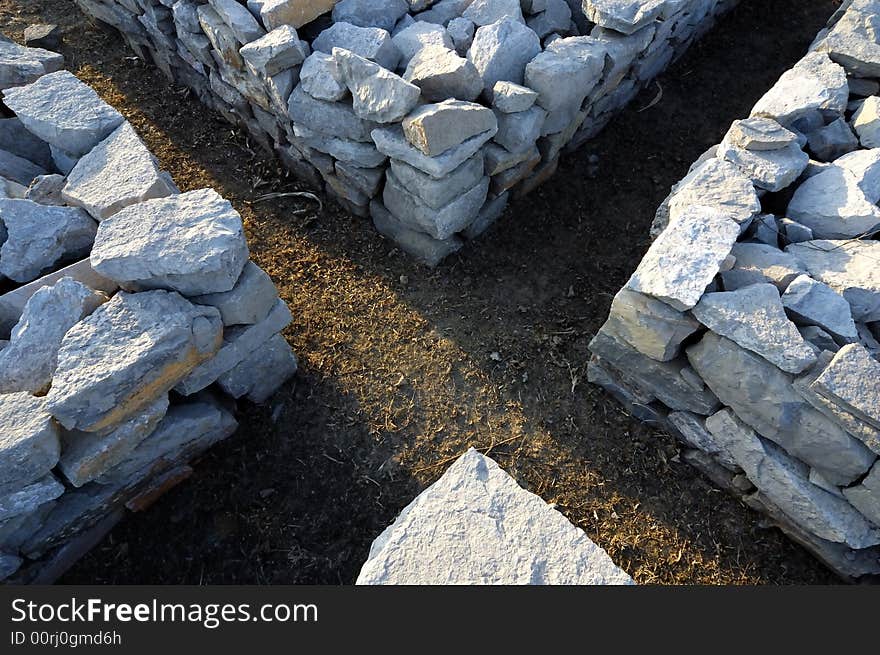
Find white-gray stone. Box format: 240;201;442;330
372;123;495;178
332;0;409;32
191;260;278;327
402;99;497;157
392;21;454;68
299;51;347;101
90;189;249;296
831;148;880;202
463;0;524;25
667;158;761;226
2;70;125;158
807;117;859;161
209;0;266;44
0;474;64;523
787;167;880;239
717;138;808;192
0;199;97;283
289;84;380;142
843;460;880;527
312;22;400;71
46;290;223;433
356;448;634;584
218;332;298;402
811;343;880;431
667;411;740;471
239;25;308;77
781;274;858;344
852;95;880;147
404;44;483;101
723;117;799;151
0;393;60;495
0;118;53;172
0;38;63;89
720;242;806;292
333;48;421;123
527;0;571;38
582;0;665;35
493;105;546;153
467;18;542;99
692;283;817;375
25;174;65;206
446;16;475;54
0;149;47;188
492;80;538;113
389;152;484;209
246;0;338;30
371;200;463;267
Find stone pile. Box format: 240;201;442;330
73;0;738;265
0;46;297;583
357;448;634;584
589;0;880;581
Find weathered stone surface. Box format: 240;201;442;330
371;200;463;267
446;16;475;54
467;18;541;99
61;122;173;221
787;167;880;239
831;148;880;202
720;243;806;292
333;48;421;123
687;332;876;485
692;283;817;374
781;274;858;344
209;0;266;44
0;277;104;394
0;148;47;187
402;99;497;157
199;4;245;69
356;448;634;584
218;332;297;402
492;80;538;113
705;407;880;548
527;0;571;38
384;170;489;240
799;325;840;353
483;142;536;175
751;52;849;128
299;51;347;101
96;398;237;486
191;261;277;326
667;411;740;471
332;0;409;32
91;189;248;296
493;105;546;153
785;240;880;322
0;393;60;495
176;298;291;395
0;118;53;172
46;290;222;433
312;22;400;71
626;206;740;312
3;71;125;158
843;460;880;527
462;190;507;240
289;84;380;142
852;95;880;148
587;354;662;424
462;0;524;25
667;158;761;227
392;21;454;68
807;117;859;161
583;0;665;35
717;139;808;192
389;152;484;209
26;174;65;206
811;343;880;431
335;160;385;198
0;474;63;523
247;0;339;30
724;117;799;151
372;123;494;178
0;38;63;89
59;394;169;488
0;199;97;283
589;329;720;415
813;2;880;78
601;288;700;362
404;45;482;102
240;25;308;77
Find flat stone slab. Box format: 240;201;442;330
781;274;858;344
0;474;64;523
209;0;266;44
724;117;799;151
692;283;817;375
0;38;64;89
815;4;880;78
46;290;222;433
582;0;666;35
667;158;761;227
720;242;806;292
217;332;298;403
247;0;339;30
356;448;634;584
492;80;538;113
785;240;880;322
372;123;495;179
0;118;54;171
811;343;880;431
0;148;48;187
392;21;453;68
402;99;497;156
311;21;400;71
289;84;380;142
239;25;308;77
787;166;880;239
705;408;880;549
370;200;463;267
191;261;278;326
389;152;483;210
0;198;97;283
90;188;249;296
687;332;875;486
0;393;60;495
333;48;421;124
62;122;174;221
3;70;125;158
626;206;741;312
467;18;541;99
717;139;808;193
0;277;104;394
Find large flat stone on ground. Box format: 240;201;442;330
0;38;64;89
2;70;125;157
356;448;634;584
46;290;222;433
90;189;248;296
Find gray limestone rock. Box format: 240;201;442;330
0;118;54;171
0;277;104;394
46;290;223;433
312;22;400;71
389;152;484;209
289;84;380;142
807;117;859;161
463;0;524;25
831;148;880;202
175;298;292;395
0;393;60;495
787;167;880;239
667;158;761;227
483;142;537;175
0;149;48;188
246;0;339;30
402;99;498;156
371;200;463;267
852;96;880;148
62;122;173;221
582;0;665;35
0;474;63;523
332;0;410;32
0;38;64;89
717;139;809;192
291;124;388;167
492;80;538;113
524;36;605;123
199;4;245;70
356;448;634;584
720;242;806;292
191;261;278;326
0;199;97;283
404;45;483;102
843;460;880;527
467;18;542;99
299;51;347;101
626;206;740;312
667;411;740;471
692;283;817;374
26;174;65;206
723;117;799;151
239;25;308;77
392;21;454;68
333;48;421;123
2;70;125;158
527;0;571;38
781;274;859;344
218;332;298;402
785;240;880;322
493;105;546;153
90;189;249;296
209;0;266;44
687;332;876;486
815;5;880;78
447;16;475;55
372;123;495;178
811;343;880;431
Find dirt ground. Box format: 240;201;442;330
1;0;845;584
